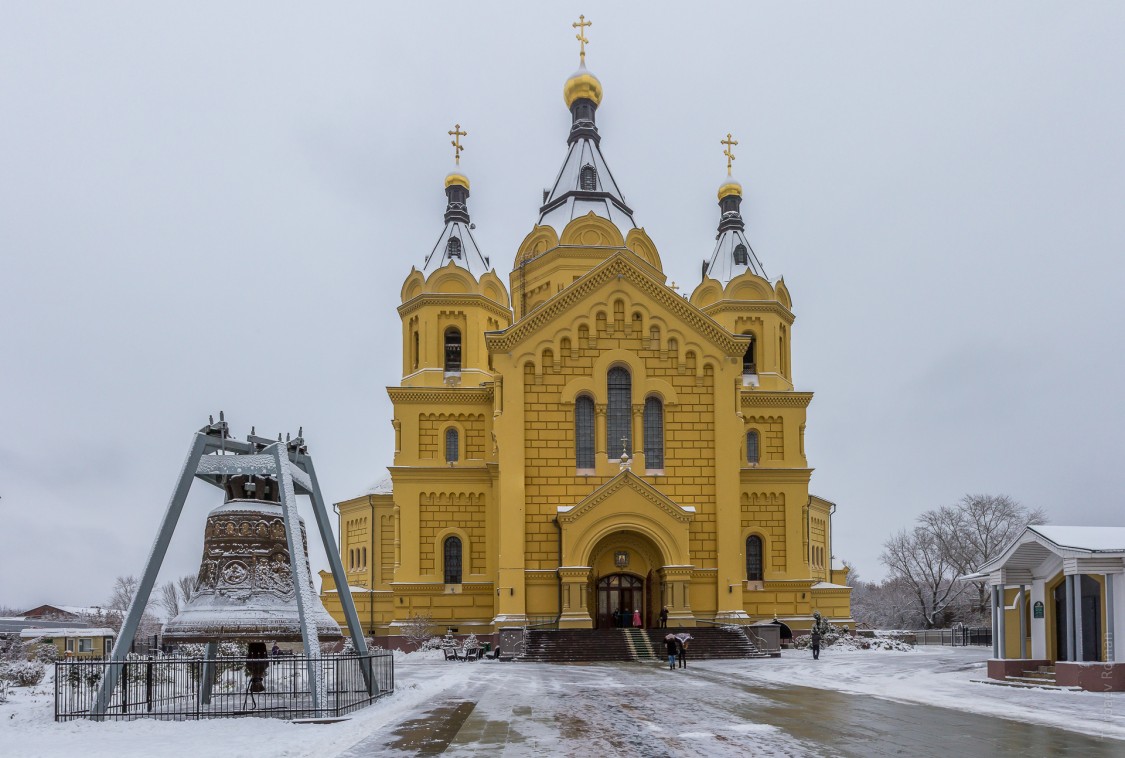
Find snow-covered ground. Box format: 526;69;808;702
2;647;1122;756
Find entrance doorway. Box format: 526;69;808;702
1053;576;1102;661
596;573;643;629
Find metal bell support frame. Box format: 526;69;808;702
91;414;370;718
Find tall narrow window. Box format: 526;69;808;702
575;395;595;470
446;237;462;259
742;334;756;375
746;430;760;465
412;331;419;370
733;244;749;266
580;164;597;191
606;366;631;457
643;396;664;471
443;536;462;584
445;428;459;463
444;327;462;372
746;535;763;581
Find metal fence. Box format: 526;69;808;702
910;627;992;647
55;652;394;721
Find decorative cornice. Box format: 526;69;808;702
387;387;493;405
489;253;745;356
740;468;814;485
558;470;695;525
514;244;664;282
741;392;813;408
701;300;795;324
398;293;513;322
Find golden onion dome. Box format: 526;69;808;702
717;178;743;201
563;66;603;108
445;171;470;191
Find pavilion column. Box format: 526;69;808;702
1106;573;1116;662
557;566;593;629
1074;573;1085;662
661;565;695;627
1019;584;1027;659
1065;574;1076;662
990;585;999;658
997;584;1007;659
595;404;607;458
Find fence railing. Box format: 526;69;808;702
55;652;394;721
908;627;992;647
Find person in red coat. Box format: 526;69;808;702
632;609;642;628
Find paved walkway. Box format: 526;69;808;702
340;659;1125;757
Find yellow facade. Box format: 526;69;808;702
320;58;852;643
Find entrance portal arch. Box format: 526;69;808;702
587;529;665;629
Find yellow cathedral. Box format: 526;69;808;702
320;26;852;645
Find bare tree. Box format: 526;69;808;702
920;494;1046;619
880;527;965;628
106;575;161;641
158;574;200;619
400;612;435;650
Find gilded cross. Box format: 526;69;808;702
721;133;739;176
573;14;592;64
449;124;467;166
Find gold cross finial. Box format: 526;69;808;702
449;124;467;166
573;14;592;65
721;133;739;176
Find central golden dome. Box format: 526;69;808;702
564;66;603;108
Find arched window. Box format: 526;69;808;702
733;244;749;266
643;396;664;470
580;164;597;191
443;536;462;584
445;428;459;463
746;430;760;465
412;331;419;370
606;366;631;457
742;334;756;375
361;547;367;569
444;327;462;372
446;236;462;259
575;395;595;470
746;535;763;581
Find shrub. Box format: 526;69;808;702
3;660;45;686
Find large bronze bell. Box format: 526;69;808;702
162;474;343;645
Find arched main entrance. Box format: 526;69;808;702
597;573;644;628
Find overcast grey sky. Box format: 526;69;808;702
2;3;1123;610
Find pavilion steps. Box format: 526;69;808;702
971;664;1081;691
520;627;767;663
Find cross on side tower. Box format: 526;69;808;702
449;124;467;166
722;133;739;176
573;14;592;64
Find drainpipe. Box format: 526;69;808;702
368;495;376;637
828;502;836;584
553;517;563;626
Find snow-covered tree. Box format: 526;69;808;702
401;612;434;650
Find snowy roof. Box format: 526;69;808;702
1028;525;1125;552
538;136;636;239
810;581;850;590
20;627;115;639
422;220;490;276
365;475;394;495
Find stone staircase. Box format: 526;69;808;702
972;665;1082;691
520;627;768;663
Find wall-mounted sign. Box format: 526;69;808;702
1033;600;1044;619
614;550;629;568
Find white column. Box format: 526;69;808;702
997;585;1007;659
1106;573;1116;662
990;585;999;658
1030;579;1046;659
1065;574;1076;662
1074;573;1085;662
1019;584;1027;659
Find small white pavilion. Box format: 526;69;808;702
969;525;1124;690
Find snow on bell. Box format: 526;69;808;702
162;474;343;645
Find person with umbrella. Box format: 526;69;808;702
674;632;693;669
664;634;679;670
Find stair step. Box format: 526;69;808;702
971;678;1081;692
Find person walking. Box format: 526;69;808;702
614;607;622;628
811;629;822;660
664;634;678;670
675;632;692;669
659;606;668;629
632;608;642;628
